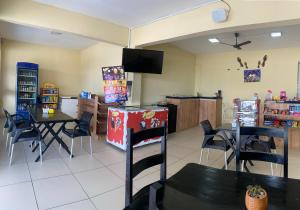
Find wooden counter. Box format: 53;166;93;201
166;97;222;131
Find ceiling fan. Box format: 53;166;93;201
220;33;252;50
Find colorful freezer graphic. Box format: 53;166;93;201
107;107;168;150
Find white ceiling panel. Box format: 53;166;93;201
0;21;98;50
33;0;217;27
173;24;300;54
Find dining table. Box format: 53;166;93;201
28;106;75;162
127;163;300;210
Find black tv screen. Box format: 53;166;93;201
122;48;164;74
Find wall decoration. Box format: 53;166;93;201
236;54;268;71
257;60;261;68
244;69;261;83
237;57;244;67
102;66;125;80
262;55;268;67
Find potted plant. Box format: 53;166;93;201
245;185;268;210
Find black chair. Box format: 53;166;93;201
243;134;279;174
7;111;42;165
61;112;93;158
236;123;288;178
124;123;167;209
3;108;31;152
199;120;234;169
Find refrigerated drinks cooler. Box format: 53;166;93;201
107;106;168;151
16;62;39;119
233;99;260;127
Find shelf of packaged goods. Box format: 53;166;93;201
18;91;36;93
19;84;36;86
18;75;37;78
42;102;57;104
41;94;59;96
264;113;300;121
19;98;36;100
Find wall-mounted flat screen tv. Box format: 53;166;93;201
122;48;164;74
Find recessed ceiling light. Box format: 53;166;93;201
51;31;62;36
208;38;220;43
271;32;282;38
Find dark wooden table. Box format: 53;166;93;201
128;163;300;210
28;106;75;162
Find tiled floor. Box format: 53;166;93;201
0;121;300;210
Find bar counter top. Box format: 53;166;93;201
166;96;221;100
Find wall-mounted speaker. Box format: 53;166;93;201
212;8;228;23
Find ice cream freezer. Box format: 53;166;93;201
107;106;168;151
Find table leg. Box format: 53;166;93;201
32;123;55;152
35;122;73;162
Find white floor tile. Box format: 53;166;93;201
49;199;96;210
0;163;31;187
75;167;123;197
63;154;104;173
33;175;88;210
0;142;26;165
93;149;126;166
167;144;196;159
28;159;71;180
0;182;38;210
91;186;125;210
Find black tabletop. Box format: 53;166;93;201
129;164;300;210
28;106;75;123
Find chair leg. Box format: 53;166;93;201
273;149;278;169
206;148;210;161
9;144;14;166
224;151;228;170
270;163;274;176
8;137;13;156
39;142;43;164
241;160;245;172
80;136;83;150
89;136;93;155
5;133;9;150
70;138;74;159
199;148;203;164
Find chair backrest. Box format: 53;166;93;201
3;108;9;128
125;123;167;208
236;123;288;178
200;120;214;135
6;111;17;133
78;112;93;133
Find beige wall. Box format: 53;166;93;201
0;38;2;114
195;47;300;123
1;39;81;112
142;44;196;105
79;42;123;95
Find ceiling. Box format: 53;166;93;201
173;23;300;54
0;21;98;50
33;0;217;28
